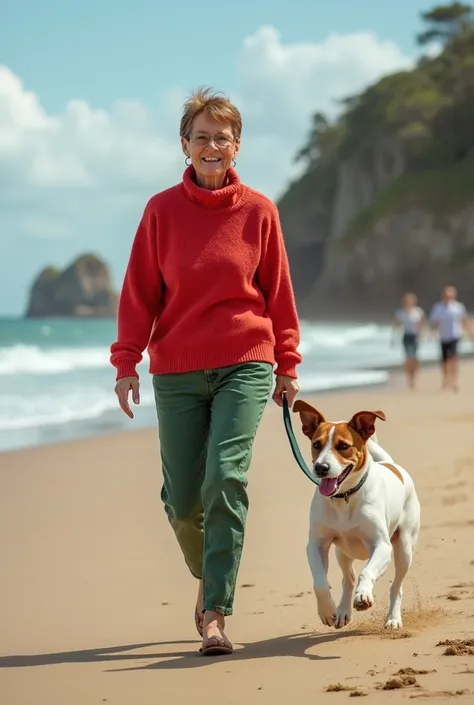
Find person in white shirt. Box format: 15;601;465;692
429;285;470;392
393;292;426;389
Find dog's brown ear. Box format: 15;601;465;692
292;400;326;438
348;410;386;441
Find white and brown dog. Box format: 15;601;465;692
293;400;420;630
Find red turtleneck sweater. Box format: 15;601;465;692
110;166;302;380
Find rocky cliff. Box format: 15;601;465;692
285;150;474;319
279;135;409;310
277;5;474;319
308;203;474;319
25;254;118;318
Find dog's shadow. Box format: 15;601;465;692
0;629;364;672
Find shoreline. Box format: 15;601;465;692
0;365;405;456
1;353;471;458
1;349;473;455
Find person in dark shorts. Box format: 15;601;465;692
429;286;470;392
441;338;459;361
392;292;425;389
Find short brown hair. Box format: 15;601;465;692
180;87;242;140
403;292;417;305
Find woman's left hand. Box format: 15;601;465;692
272;375;299;408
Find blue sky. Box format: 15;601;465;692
1;0;434;315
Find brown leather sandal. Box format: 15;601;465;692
199;639;233;656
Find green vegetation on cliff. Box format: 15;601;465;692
344;148;474;242
279;2;474;240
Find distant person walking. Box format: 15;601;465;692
392;292;425;389
429;285;470;392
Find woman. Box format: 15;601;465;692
110;88;302;656
392;292;425;389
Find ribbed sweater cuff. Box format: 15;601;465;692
115;360;139;380
274;363;298;379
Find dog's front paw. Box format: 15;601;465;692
353;590;374;611
384;617;403;630
334;604;352;629
317;597;337;627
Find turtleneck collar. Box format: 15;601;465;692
181;165;245;209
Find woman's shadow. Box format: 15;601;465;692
0;628;364;672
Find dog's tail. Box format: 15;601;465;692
368;435;394;463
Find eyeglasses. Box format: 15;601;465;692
187;132;236;148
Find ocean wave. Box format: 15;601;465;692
1;322;472;436
0;325;385;376
298;323;385;355
296;369;389;393
0;386;156;431
0;370;388;432
0;344;148;376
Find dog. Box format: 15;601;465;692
292;399;421;630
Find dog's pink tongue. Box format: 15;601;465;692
319;477;338;496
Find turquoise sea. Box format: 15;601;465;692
1;316;473;453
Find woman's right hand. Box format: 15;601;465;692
114;376;140;418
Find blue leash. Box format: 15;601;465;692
282;394;319;486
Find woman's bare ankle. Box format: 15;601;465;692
196;579;203;614
203;609;225;627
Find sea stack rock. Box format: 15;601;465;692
25;254;118;318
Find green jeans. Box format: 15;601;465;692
152;362;273;616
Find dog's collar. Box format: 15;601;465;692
330;466;370;503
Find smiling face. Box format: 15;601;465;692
181;111;240;190
292;400;386;497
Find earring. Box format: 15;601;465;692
232;158;236;167
185;156;191;166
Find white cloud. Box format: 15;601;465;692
0;69;180;193
0;27;413;315
238;27;412;126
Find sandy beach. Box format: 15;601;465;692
1;361;473;704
